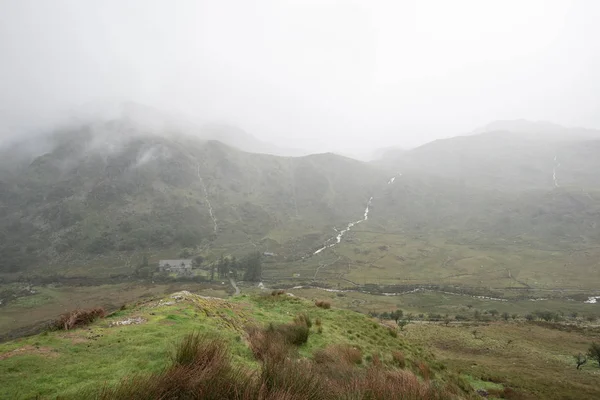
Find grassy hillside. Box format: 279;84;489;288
375;127;600;191
2;291;600;399
0;291;473;399
0;122;385;277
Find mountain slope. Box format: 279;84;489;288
375;122;600;191
0;120;386;275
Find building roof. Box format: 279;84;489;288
159;259;192;268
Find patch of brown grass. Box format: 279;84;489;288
315;300;331;309
314;344;363;366
332;367;450;400
0;345;59;361
246;325;294;363
391;350;406;368
53;307;106;331
414;360;432;381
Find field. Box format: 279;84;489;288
405;321;600;399
262;228;600;299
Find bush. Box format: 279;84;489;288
391;350;406;368
414;360;431;381
525;313;535;321
246;325;292;363
428;313;442;321
315;300;331;309
247;319;311;362
387;327;398;338
54;307;106;330
277;323;310;346
294;313;312;328
332;367;447;399
314;344;363;366
260;358;326;399
170;332;228;368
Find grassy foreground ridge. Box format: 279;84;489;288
0;291;473;399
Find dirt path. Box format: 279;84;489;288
229;277;240;295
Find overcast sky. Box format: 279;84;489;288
1;0;599;156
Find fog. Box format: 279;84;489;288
1;0;599;157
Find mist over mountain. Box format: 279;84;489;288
2;108;600;281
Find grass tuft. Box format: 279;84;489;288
53;307;106;331
315;300;331;309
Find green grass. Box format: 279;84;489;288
404;320;600;399
0;292;450;399
0;282;230;340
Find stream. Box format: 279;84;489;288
312;174;401;256
553;155;560;188
313;196;373;255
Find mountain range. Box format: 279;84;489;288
1;110;599;283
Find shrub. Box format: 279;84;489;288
391;350;406;368
96;332;248;400
387;327;398;338
414;360;431;381
260;358;327;400
332;367;447;399
54;307;106;330
371;354;383;367
588;342;600;367
278;323;310;346
525;313;535;321
428;313;442;321
314;344;363;366
294;312;312;328
315;317;322;327
315;300;331;309
247;319;310;362
246;325;292;363
271;289;286;296
170;332;228;368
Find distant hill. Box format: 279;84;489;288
2;115;599;283
0;117;385;275
374;121;600;191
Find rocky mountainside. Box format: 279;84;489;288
0;118;385;275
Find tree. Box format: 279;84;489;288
230;256;239;279
210;262;215;281
397;319;409;331
193;255;204;268
217;255;230;279
243;252;262;282
501;312;510;321
134;255;152;278
587;343;600;367
390;309;403;323
575;353;588;370
443;316;452;326
474;310;481;320
525;313;535;321
489;309;499;318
